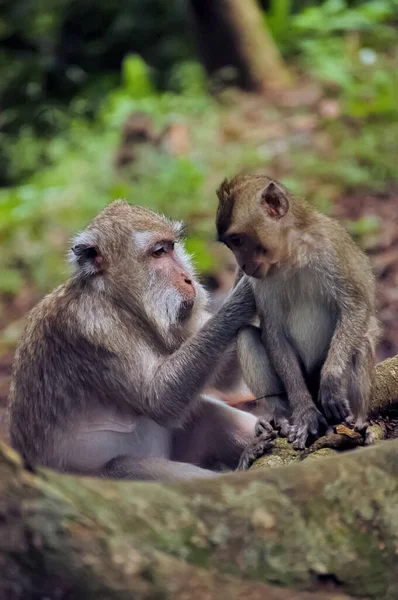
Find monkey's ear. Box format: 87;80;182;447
216;179;235;241
261;182;289;219
70;243;103;274
216;179;231;204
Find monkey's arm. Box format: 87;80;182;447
236;325;289;433
261;319;327;449
207;341;242;392
319;303;370;423
207;273;259;392
143;278;256;426
189;309;242;393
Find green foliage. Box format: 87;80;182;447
1;1;398;321
344;215;381;238
293;0;398;34
266;0;293;46
290;0;398;117
0;0;192;185
122;55;155;99
0;58;232;299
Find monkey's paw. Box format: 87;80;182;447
318;380;350;424
236;420;276;471
288;406;328;451
270;415;290;438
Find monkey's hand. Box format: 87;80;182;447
271;416;290;438
288;405;328;451
236;420;276;471
318;377;351;424
251;399;290;437
227;276;256;322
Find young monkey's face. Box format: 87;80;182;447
216;176;290;279
222;232;271;279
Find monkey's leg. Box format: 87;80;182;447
172;395;270;470
102;456;218;481
236;419;276;470
348;338;375;443
318;306;373;424
237;325;290;435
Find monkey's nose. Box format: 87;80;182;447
184;277;193;285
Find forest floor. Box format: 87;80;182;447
1;89;397;442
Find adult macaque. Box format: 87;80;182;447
7;201;274;480
216;174;380;450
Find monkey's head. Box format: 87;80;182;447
216;174;302;278
69;200;207;331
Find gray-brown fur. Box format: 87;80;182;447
216;174;380;450
8;200;267;479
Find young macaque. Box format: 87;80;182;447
216;174;380;450
7;200;273;480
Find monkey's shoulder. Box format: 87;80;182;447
317;217;375;302
317;214;373;270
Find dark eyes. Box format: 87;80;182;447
228;235;244;248
152;241;175;258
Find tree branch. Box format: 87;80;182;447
1;439;398;598
370;355;398;416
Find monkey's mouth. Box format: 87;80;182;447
244;263;262;278
178;298;195;320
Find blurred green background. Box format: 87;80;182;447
1;0;398;362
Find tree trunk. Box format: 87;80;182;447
1;438;398;599
187;0;291;92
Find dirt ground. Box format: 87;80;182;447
334;188;398;361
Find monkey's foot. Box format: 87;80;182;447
318;384;350;424
343;414;355;427
288;406;328;451
236;420;276;471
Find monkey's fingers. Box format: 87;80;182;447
287;423;296;443
272;416;290;438
344;414;355;427
292;431;308;451
350;418;374;446
292;426;318;450
319;392;350;424
288;422;311;450
236;435;275;470
255;419;276;438
289;406;328;450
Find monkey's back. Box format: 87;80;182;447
7;283;127;467
317;213;377;309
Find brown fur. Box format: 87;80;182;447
216;174;380;449
7;201;264;480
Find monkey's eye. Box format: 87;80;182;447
152;241;175;257
152;246;166;257
229;235;244;248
